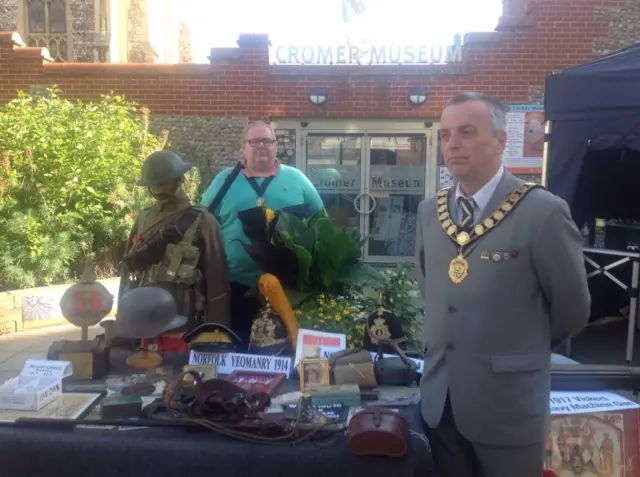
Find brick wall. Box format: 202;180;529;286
1;0;640;176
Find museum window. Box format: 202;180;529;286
275;129;297;167
24;0;70;62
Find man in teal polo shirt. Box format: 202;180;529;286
201;121;324;346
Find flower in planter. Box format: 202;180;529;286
294;292;368;348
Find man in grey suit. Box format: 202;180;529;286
415;92;590;477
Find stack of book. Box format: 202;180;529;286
307;384;361;406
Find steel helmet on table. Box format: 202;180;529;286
136;150;193;187
114;286;187;339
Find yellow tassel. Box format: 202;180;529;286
258;273;299;349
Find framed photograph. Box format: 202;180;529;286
299;358;330;392
225;371;286;396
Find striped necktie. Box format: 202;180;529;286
458;197;476;228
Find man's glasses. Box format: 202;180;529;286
246;138;276;147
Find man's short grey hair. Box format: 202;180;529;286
446;92;507;133
242;121;276;141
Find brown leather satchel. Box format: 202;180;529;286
329;348;378;388
348;408;410;457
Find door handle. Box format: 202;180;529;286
354;192;377;215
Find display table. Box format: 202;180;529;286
582;247;640;363
0;402;433;477
0;345;434;477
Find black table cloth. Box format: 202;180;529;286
0;404;434;477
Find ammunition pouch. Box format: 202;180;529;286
146;243;202;285
123;223;184;271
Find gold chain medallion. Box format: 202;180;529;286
435;182;541;284
448;255;469;283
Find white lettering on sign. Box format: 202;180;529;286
273;44;463;65
307;165;361;192
189;351;292;377
549;392;640;415
369;352;424;373
370;166;425;193
37;382;61;403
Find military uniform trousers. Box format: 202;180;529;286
423;394;544;477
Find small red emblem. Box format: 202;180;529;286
511;250;519;258
132;234;142;245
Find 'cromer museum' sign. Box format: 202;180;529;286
272;44;463;65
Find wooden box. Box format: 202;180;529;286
46;336;110;380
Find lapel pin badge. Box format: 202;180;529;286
510;250;519;258
491;252;502;262
480;251;490;260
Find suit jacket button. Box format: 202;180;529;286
448;306;457;313
446;344;455;351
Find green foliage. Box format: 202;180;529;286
273;209;385;295
353;262;424;347
295;291;367;348
0;87;199;290
294;263;423;348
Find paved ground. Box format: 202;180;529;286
0;324;101;383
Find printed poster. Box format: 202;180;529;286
546;410;640;477
294;329;346;366
503;104;545;175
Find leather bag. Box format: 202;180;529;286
329;348;378;388
348;407;410;457
374;337;417;386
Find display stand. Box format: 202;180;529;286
126;338;163;369
580;247;640;363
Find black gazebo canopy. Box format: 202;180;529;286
544;43;640;206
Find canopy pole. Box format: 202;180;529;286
541;120;552;187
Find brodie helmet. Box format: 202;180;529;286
136;150;193;187
114;286;187;339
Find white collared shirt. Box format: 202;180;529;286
454;167;504;224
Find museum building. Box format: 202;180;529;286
0;0;639;264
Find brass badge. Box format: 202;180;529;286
480;251;490;260
256;198;266;207
449;255;469;284
369;317;392;344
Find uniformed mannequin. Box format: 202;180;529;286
118;150;231;333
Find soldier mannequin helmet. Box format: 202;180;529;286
114;286;188;338
136;150;193;187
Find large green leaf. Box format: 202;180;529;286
276;212;315;253
284;288;312;307
291;243;312;290
336;261;386;285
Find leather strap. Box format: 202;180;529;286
376;337;415;369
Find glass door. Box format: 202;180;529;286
304;134;365;234
364;133;429;263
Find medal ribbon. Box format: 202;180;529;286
246;176;275;199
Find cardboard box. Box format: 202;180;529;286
0;359;73;411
